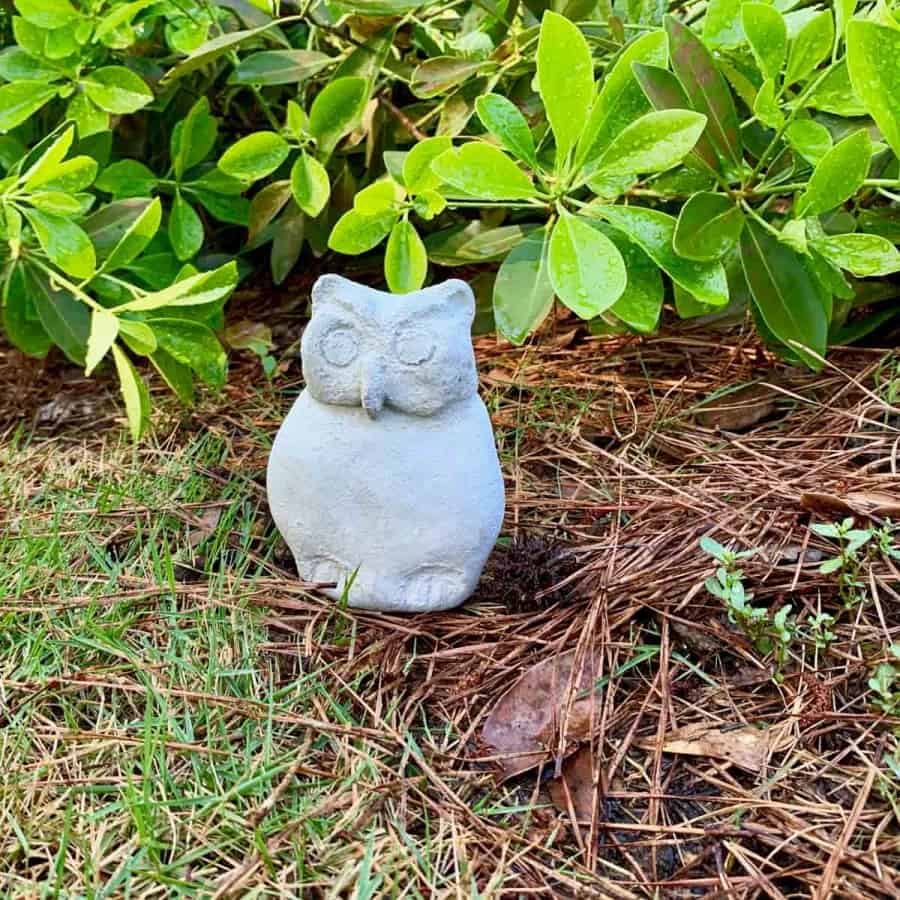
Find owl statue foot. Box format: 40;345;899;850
267;275;505;614
297;557;471;613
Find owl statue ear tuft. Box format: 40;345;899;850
311;273;352;307
441;279;476;322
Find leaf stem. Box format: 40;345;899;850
28;257;103;311
746;64;838;186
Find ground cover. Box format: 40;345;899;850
1;300;899;896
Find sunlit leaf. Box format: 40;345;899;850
548;211;627;318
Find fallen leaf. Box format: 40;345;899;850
481;650;601;780
224;320;273;352
36;393;109;429
187;507;223;549
550;328;578;349
636;721;793;773
695;383;779;431
801;491;900;519
548;746;598;824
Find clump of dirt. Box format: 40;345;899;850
477;534;580;611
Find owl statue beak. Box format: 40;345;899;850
361;359;386;419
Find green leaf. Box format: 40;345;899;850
82;67;153;114
94;0;155;40
577;30;668;170
218;132;289;181
328;208;398;255
169;192;203;261
150;319;227;389
673;192;744;261
797;129;870;217
785;10;834;86
23;126;73;186
594;109;708;177
0;47;62;82
703;0;744;49
410;57;486;99
118;319;157;355
0;82;57;132
742;3;788;80
232;49;330;85
740;219;827;368
353;179;403;215
308;76;368;159
2;264;51;357
412;190;445;220
333;23;394;81
84;199;154;259
150;349;194;406
162;22;282;83
785;120;832;164
67;93;108;139
85;309;119;375
537;11;594;166
631;63;721;173
402;137;452;193
187;189;249;226
95;160;157;198
475;94;537;168
847;21;900;159
812;234;900;276
270;200;304;285
118;262;237;312
588;222;664;333
23;208;95;279
665;16;742;171
597;204;729;306
28;158;98;197
425;222;537;266
754;79;784;129
290;153;330;218
186;168;246;196
431;143;535;200
805;60;867;116
14;0;79;28
548;211;627;318
111;344;150;440
493;227;554;344
173;98;218;180
28;264;90;364
248;180;292;244
28;191;84;215
385;220;427;293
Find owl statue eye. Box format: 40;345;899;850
320;326;359;367
395;326;436;366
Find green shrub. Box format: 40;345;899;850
1;0;899;436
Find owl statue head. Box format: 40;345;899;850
301;275;479;418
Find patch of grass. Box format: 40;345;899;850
2;332;900;896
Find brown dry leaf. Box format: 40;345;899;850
187;507;223;549
636;722;794;773
551;328;578;349
35;393;109;429
481;650;601;780
548;746;598;824
224;320;273;352
801;491;900;519
695;383;779;431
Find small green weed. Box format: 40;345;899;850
700;536;795;681
812;518;900;609
869;644;900;716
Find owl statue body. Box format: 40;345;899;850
267;274;505;613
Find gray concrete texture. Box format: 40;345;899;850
267;274;505;612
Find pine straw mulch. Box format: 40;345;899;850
2;317;900;897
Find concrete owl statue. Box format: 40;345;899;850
267;274;505;613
